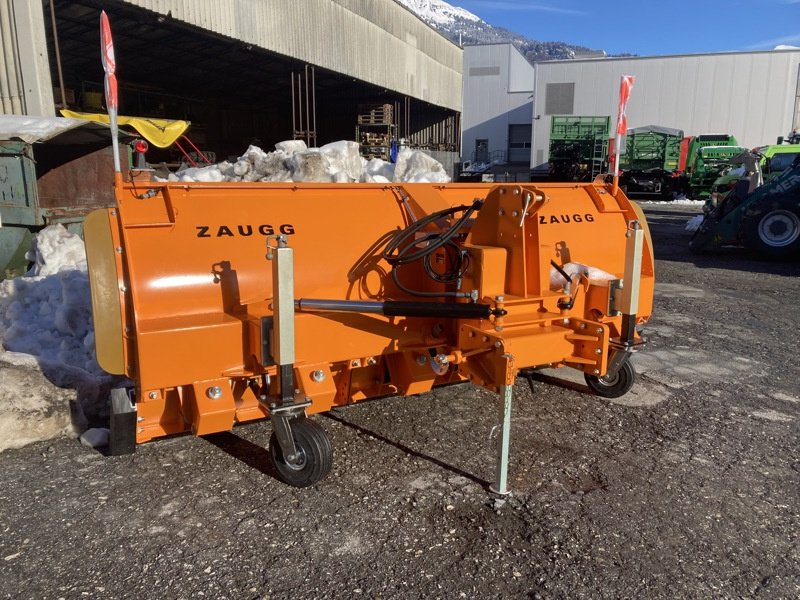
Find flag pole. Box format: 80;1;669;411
612;75;635;196
612;125;623;196
100;11;121;174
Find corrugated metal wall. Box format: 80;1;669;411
0;0;24;113
120;0;462;111
0;0;54;116
532;50;800;169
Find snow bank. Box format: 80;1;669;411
0;226;100;376
0;225;117;451
0;352;76;451
166;140;450;184
637;196;705;206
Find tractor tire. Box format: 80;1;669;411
742;199;800;259
269;418;332;487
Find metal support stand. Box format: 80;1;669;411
265;235;305;466
604;220;646;378
620;220;644;343
490;384;513;495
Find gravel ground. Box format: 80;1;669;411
1;202;798;599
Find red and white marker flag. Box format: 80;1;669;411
100;10;121;173
613;75;635;179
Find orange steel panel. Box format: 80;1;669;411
188;380;236;436
135;388;184;443
90;178;655;443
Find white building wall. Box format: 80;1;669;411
461;43;534;164
532;50;800;170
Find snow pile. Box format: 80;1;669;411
165;141;450;184
685;214;705;232
549;262;616;290
393;147;450;183
0;226;99;375
0;352;76;451
637;196;705;206
0;225;116;451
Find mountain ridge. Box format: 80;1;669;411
395;0;605;62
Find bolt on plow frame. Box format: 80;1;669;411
84;173;654;493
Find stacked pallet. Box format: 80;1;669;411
357;103;394;125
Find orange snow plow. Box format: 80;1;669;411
84;174;654;492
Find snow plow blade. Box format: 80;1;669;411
85;174;655;491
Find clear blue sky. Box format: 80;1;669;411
456;0;800;56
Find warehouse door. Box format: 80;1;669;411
475;139;489;163
508;124;532;164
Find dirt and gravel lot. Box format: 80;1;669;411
1;202;798;599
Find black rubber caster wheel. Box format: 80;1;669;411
584;359;636;399
269;418;333;487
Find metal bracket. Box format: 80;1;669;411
260;316;275;367
268;397;312;466
608;278;623;316
605;337;646;376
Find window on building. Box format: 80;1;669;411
469;66;501;76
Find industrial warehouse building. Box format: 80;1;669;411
460;43;534;171
1;0;462;167
530;49;800;174
6;2;800;181
460;44;800;176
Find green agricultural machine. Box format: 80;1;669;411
548;116;610;182
690;151;800;259
685;134;744;199
619;125;684;200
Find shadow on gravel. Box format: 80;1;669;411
323;412;488;488
205;431;281;479
520;370;589;395
674;251;800;275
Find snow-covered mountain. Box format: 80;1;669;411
394;0;602;62
395;0;482;27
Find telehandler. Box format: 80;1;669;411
84;172;655;493
690;152;800;258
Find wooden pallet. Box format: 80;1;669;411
357;104;394;125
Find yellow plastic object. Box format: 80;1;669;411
60;109;189;148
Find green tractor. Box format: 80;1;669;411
690;151;800;259
687;142;747;199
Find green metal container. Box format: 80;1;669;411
548;116;610;181
621;126;683;172
1;136;128;278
